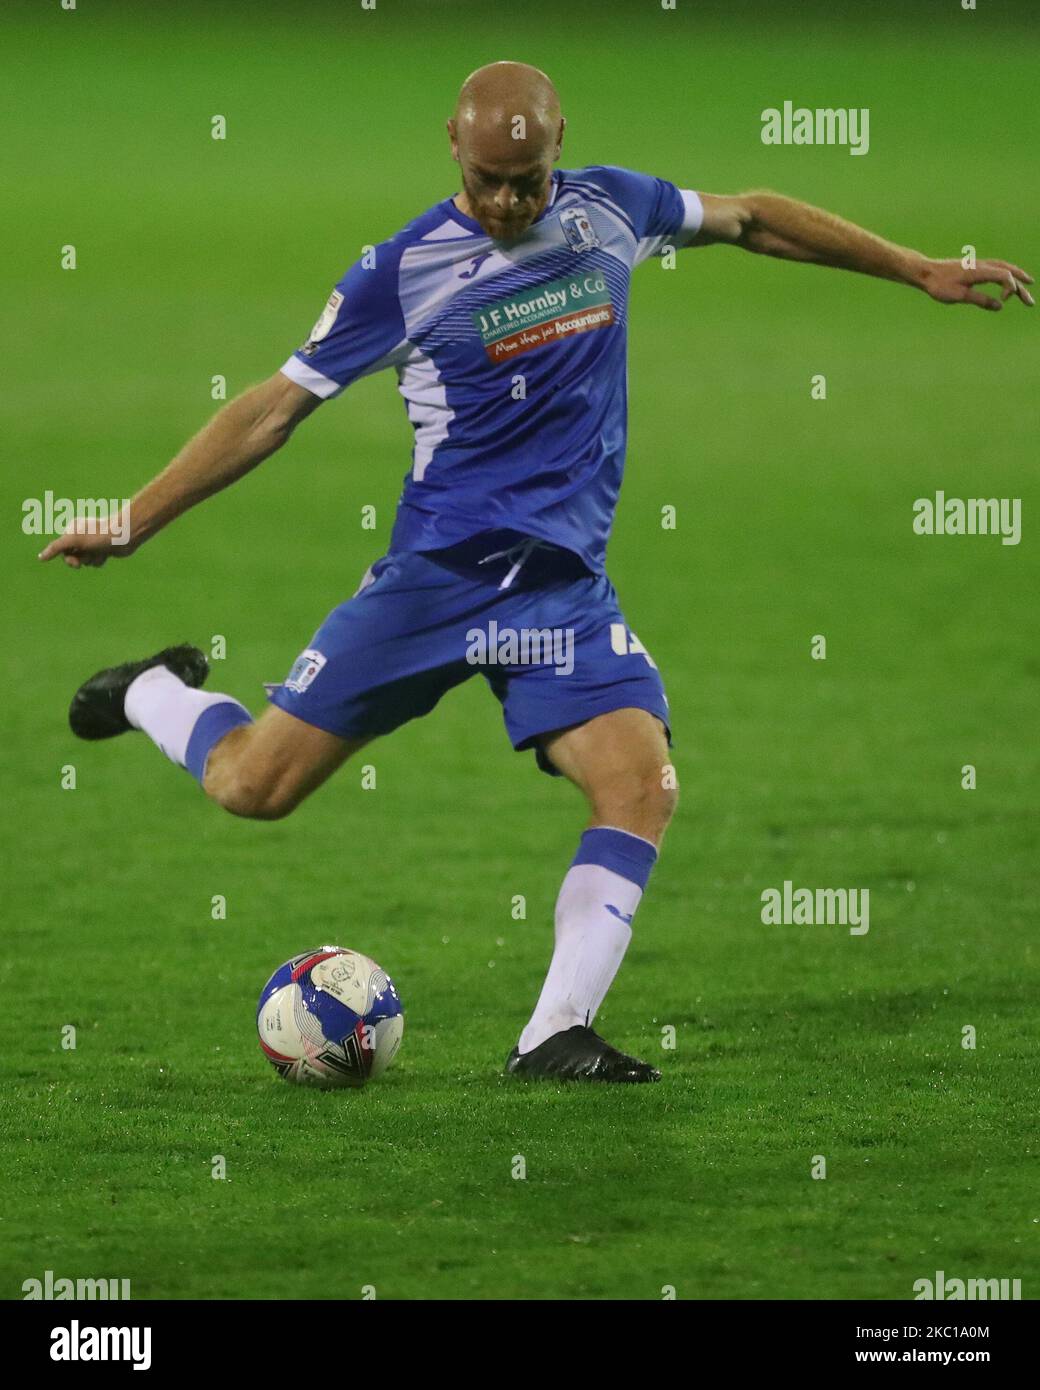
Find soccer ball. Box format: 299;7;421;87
257;946;404;1088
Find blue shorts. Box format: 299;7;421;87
268;534;670;776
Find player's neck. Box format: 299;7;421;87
453;190;476;220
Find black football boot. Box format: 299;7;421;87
68;644;209;740
505;1025;661;1083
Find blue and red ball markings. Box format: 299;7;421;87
257;948;403;1082
257;952;309;1074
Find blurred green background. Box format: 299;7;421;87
1;0;1037;1300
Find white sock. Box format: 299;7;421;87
518;864;644;1054
124;666;249;769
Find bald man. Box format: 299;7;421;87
48;63;1032;1084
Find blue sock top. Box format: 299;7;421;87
571;826;658;891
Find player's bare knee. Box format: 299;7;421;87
657;777;679;826
643;774;678;836
594;765;676;836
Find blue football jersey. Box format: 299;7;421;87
280;166;703;573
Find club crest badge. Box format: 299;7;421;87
560;206;600;252
284;649;327;693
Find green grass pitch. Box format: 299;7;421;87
2;0;1037;1300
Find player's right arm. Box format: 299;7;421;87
39;372;322;568
42;243;408;570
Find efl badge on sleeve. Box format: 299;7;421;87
302;289;344;356
560;206;600;252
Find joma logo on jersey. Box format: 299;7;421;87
560;206;600;251
473;271;614;362
459;251;495;280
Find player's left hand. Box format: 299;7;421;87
920;257;1035;311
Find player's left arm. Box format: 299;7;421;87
689;192;1034;311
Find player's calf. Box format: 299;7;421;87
509;709;678;1078
68;647;358;820
542;707;678;847
201;713;363;821
201;725;293;820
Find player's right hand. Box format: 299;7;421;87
38;515;138;569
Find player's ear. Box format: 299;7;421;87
447;118;460;161
554;116;566;160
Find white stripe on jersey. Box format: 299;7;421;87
635;191;704;262
397;348;454;481
679;189;705;241
280;336;411;398
420;219;476;242
279;354;342;398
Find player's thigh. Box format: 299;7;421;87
204;705;368;818
540;707;676;837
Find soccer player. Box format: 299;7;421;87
43;63;1032;1083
